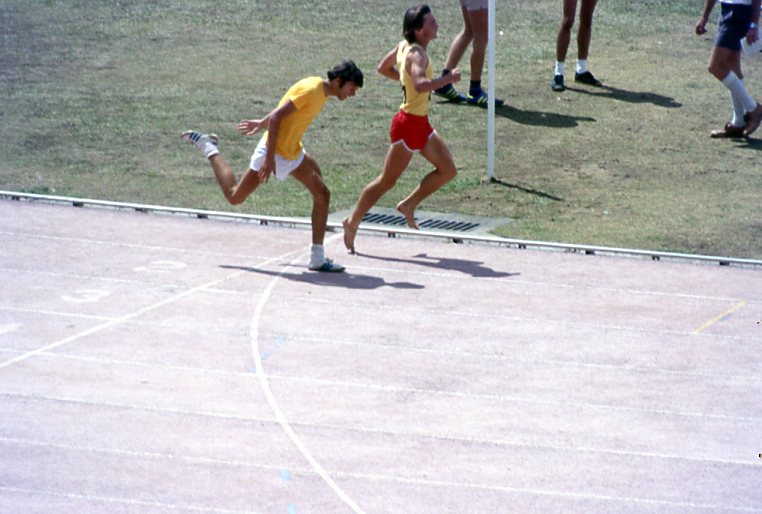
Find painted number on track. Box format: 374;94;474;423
0;323;22;336
61;289;112;304
134;260;187;273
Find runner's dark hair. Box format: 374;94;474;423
403;4;431;44
328;60;364;87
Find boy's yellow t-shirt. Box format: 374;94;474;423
396;40;432;116
265;76;328;160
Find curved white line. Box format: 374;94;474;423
249;241;364;514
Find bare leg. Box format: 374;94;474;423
467;8;488;82
556;0;578;62
396;133;457;228
208;154;261;205
577;0;598;60
708;46;762;135
708;46;740;81
290;154;330;246
444;6;473;70
343;143;413;252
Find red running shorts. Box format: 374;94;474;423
389;110;435;152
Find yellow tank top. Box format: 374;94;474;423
396;40;431;116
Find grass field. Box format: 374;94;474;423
1;0;761;258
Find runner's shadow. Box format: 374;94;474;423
732;137;762;151
488;177;564;202
220;265;425;290
357;253;520;278
564;84;682;108
433;99;595;127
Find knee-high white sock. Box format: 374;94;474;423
730;83;747;127
722;72;757;113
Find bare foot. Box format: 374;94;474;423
342;217;357;254
396;202;419;229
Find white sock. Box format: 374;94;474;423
204;145;219;159
722;72;757;113
309;244;325;267
554;61;565;76
576;59;588;74
730;82;747;127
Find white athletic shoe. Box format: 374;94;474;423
181;130;219;158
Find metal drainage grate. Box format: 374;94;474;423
362;212;480;233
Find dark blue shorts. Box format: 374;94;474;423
716;3;753;51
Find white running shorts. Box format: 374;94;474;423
249;136;306;181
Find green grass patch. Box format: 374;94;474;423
1;0;761;258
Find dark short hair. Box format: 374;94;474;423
327;60;364;88
403;4;431;44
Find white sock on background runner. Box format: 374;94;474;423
729;78;748;127
722;72;756;113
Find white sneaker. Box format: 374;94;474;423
181;130;219;158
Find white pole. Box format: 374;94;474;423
486;0;496;181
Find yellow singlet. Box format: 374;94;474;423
396;40;432;117
264;76;328;160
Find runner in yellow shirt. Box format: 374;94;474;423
342;4;460;254
182;61;363;272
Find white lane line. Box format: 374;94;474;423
0;266;253;295
0;435;292;472
25;352;256;378
0;250;301;370
3;344;760;424
1;437;759;512
0;229;276;260
0;286;239;371
26;335;762;386
267;373;762;423
327;472;762;513
274;333;762;383
2;392;758;468
0;486;259;514
248;235;365;514
271;294;746;340
7;228;759;305
15;323;758;383
0;306;116;321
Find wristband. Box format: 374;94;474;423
751;22;758;29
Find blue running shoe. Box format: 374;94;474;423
308;258;345;272
466;89;504;108
434;84;467;103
